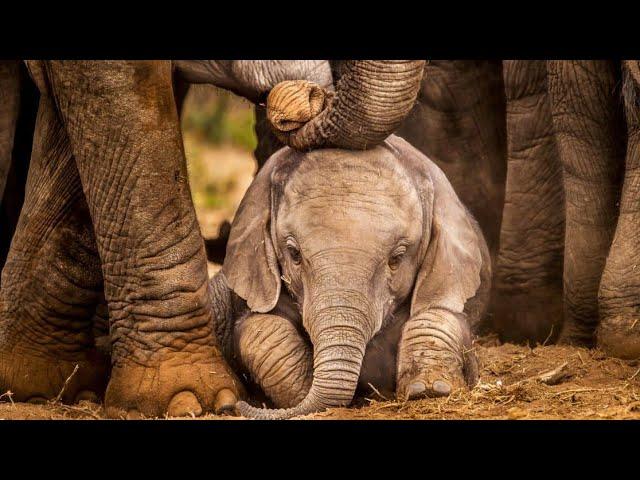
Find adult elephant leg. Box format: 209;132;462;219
44;61;241;418
598;62;640;358
0;92;109;404
548;60;626;347
491;60;565;343
396;60;507;263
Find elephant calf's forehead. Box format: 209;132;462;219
281;148;422;232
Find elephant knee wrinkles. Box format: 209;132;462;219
402;329;462;357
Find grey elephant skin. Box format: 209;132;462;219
546;60;640;358
0;60;426;418
210;135;490;419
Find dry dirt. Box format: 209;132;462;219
2;336;639;420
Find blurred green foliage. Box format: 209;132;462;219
182;87;258;151
202;178;238;209
182;86;258;220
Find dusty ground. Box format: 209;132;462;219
2;337;639;420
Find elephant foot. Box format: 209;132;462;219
0;348;109;404
597;316;640;360
104;351;243;419
557;321;597;348
396;312;479;401
489;287;563;345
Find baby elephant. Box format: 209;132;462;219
210;135;490;419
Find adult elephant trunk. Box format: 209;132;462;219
236;302;370;419
266;60;425;150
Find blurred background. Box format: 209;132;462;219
181;84;258;275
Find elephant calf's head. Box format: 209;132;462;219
222;135;485;419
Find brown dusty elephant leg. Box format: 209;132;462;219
598;64;640;358
0;92;109;404
396;310;478;401
235;313;312;408
548;60;626;347
43;61;242;418
396;60;507;264
491;60;565;343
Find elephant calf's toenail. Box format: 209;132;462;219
214;388;237;415
167;391;203;418
406;381;427;399
432;380;452;397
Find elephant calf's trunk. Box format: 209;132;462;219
237;317;368;419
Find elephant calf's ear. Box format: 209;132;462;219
388;137;486;318
222;154;283;313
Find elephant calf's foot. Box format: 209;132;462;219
104;351;242;419
597;316;640;360
0;349;109;404
396;312;478;401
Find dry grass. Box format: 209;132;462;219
2;338;639;420
303;338;640;420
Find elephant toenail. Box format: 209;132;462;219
215;388;237;415
432;380;452;397
126;409;144;420
167;391;203;418
75;390;99;404
406;381;427;399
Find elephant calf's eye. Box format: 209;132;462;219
388;246;407;271
286;239;302;265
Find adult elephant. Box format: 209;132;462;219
547;60;640;358
0;60;425;417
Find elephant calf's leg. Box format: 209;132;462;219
396;310;478;401
0;95;108;404
235;313;312;409
491;60;565;343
